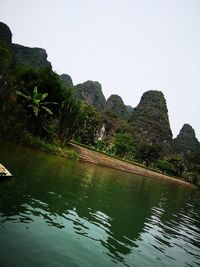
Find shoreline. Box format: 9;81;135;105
70;143;195;189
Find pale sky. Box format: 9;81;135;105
1;0;200;140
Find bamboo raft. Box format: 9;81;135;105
0;164;12;178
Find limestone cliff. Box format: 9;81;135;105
172;124;200;159
129;90;172;151
12;44;51;68
105;94;127;118
74;81;106;112
59;74;73;88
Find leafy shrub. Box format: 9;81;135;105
156;160;175;175
183;172;199;185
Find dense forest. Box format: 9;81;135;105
0;22;200;184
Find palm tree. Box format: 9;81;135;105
16;86;57;117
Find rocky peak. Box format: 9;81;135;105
178;124;196;139
172;124;200;158
60;74;73;88
0;22;12;44
105;94;126;118
12;44;51;68
129;90;172;151
74;80;106;112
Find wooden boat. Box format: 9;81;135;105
0;163;12;178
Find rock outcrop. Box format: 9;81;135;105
129;90;172;151
0;22;12;44
59;74;73;88
105;94;127;118
12;44;51;68
172;124;200;159
74;81;106;112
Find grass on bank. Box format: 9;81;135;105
72;141;164;171
23;133;78;159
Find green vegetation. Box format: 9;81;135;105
135;142;163;167
75;104;101;145
23;133;78;159
0;21;200;185
16;86;57;117
113;133;135;159
156;156;186;177
0;37;80;155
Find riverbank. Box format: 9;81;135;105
0;135;78;160
70;143;195;188
0;138;195;188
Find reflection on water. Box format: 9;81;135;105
0;141;200;267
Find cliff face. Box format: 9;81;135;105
59;74;73;88
0;22;51;69
74;81;106;112
12;44;51;68
172;124;200;158
129;90;172;151
101;96;132;140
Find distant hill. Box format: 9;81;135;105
172;124;200;159
74;80;106;112
105;94;127;118
129;90;172;151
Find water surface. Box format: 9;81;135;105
0;141;200;266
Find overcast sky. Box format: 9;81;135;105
1;0;200;140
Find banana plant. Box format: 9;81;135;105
16;86;57;117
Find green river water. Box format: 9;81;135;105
0;141;200;267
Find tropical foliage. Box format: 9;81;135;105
113;133;135;158
16;86;56;117
75;104;101;145
135;142;163;167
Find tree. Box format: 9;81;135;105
135;142;163;167
58;96;82;146
75;104;101;145
15;66;66;116
113;133;135;158
16;86;56;117
16;86;57;137
156;160;176;176
167;155;186;177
